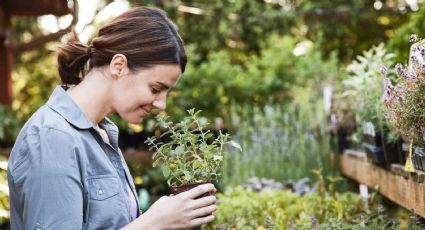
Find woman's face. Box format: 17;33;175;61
110;64;181;124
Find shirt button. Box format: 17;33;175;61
98;189;103;195
34;223;42;230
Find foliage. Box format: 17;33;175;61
383;36;425;145
135;0;296;62
145;109;241;187
388;6;425;64
339;43;399;142
0;105;22;143
220;86;338;188
203;173;414;230
166;35;340;124
135;0;412;62
299;0;411;62
10;17;61;121
0;157;9;224
12;47;60;121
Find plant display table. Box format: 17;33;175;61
340;149;425;218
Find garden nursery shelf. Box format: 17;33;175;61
340;150;425;218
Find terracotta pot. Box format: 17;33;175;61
170;182;213;199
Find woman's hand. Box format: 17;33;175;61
123;183;217;230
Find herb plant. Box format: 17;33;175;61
383;35;425;146
341;43;398;142
145;109;241;188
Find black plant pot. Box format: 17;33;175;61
336;129;353;153
362;121;404;165
382;138;404;165
362;126;386;165
412;146;425;171
363;142;386;164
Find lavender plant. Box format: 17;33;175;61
383;35;425;146
145;109;241;188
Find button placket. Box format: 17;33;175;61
104;146;132;220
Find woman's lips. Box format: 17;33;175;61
140;107;151;116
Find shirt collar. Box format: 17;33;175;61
46;85;95;130
46;85;120;148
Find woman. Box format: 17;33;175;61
7;7;217;230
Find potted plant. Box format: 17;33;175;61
145;109;241;197
383;34;425;172
341;43;403;165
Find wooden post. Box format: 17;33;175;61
0;6;13;106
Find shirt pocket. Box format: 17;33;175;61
86;176;124;226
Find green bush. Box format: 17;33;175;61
166;35;340;125
202;186;397;230
0;105;22;143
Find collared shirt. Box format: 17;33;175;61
8;85;140;230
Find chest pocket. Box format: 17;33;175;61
86;176;124;226
88;176;120;200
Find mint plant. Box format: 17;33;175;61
145;109;241;188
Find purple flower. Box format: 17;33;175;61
402;70;413;80
380;66;388;75
420;46;425;56
384;78;393;90
395;63;404;75
410;34;419;43
411;55;418;62
382;78;393;103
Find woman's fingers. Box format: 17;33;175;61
190;204;217;218
189;215;215;227
180;183;215;199
191;195;216;209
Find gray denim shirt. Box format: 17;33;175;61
8;85;140;230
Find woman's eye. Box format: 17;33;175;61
151;87;160;94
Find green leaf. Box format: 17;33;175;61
213;155;223;161
162;166;171;178
230;140;242;152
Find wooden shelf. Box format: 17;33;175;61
340;150;425;217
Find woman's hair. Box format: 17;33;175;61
57;7;186;85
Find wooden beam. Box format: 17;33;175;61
0;7;12;106
1;0;69;16
340;150;425;218
14;0;78;56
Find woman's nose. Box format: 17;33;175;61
152;99;166;110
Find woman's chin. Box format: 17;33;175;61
130;117;143;124
122;114;144;124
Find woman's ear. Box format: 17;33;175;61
110;54;130;79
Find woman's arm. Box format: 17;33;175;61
8;128;85;230
121;183;217;230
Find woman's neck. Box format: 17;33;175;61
66;69;114;126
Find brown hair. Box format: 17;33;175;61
57;7;186;85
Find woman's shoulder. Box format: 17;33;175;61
8;105;83;172
19;104;79;137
